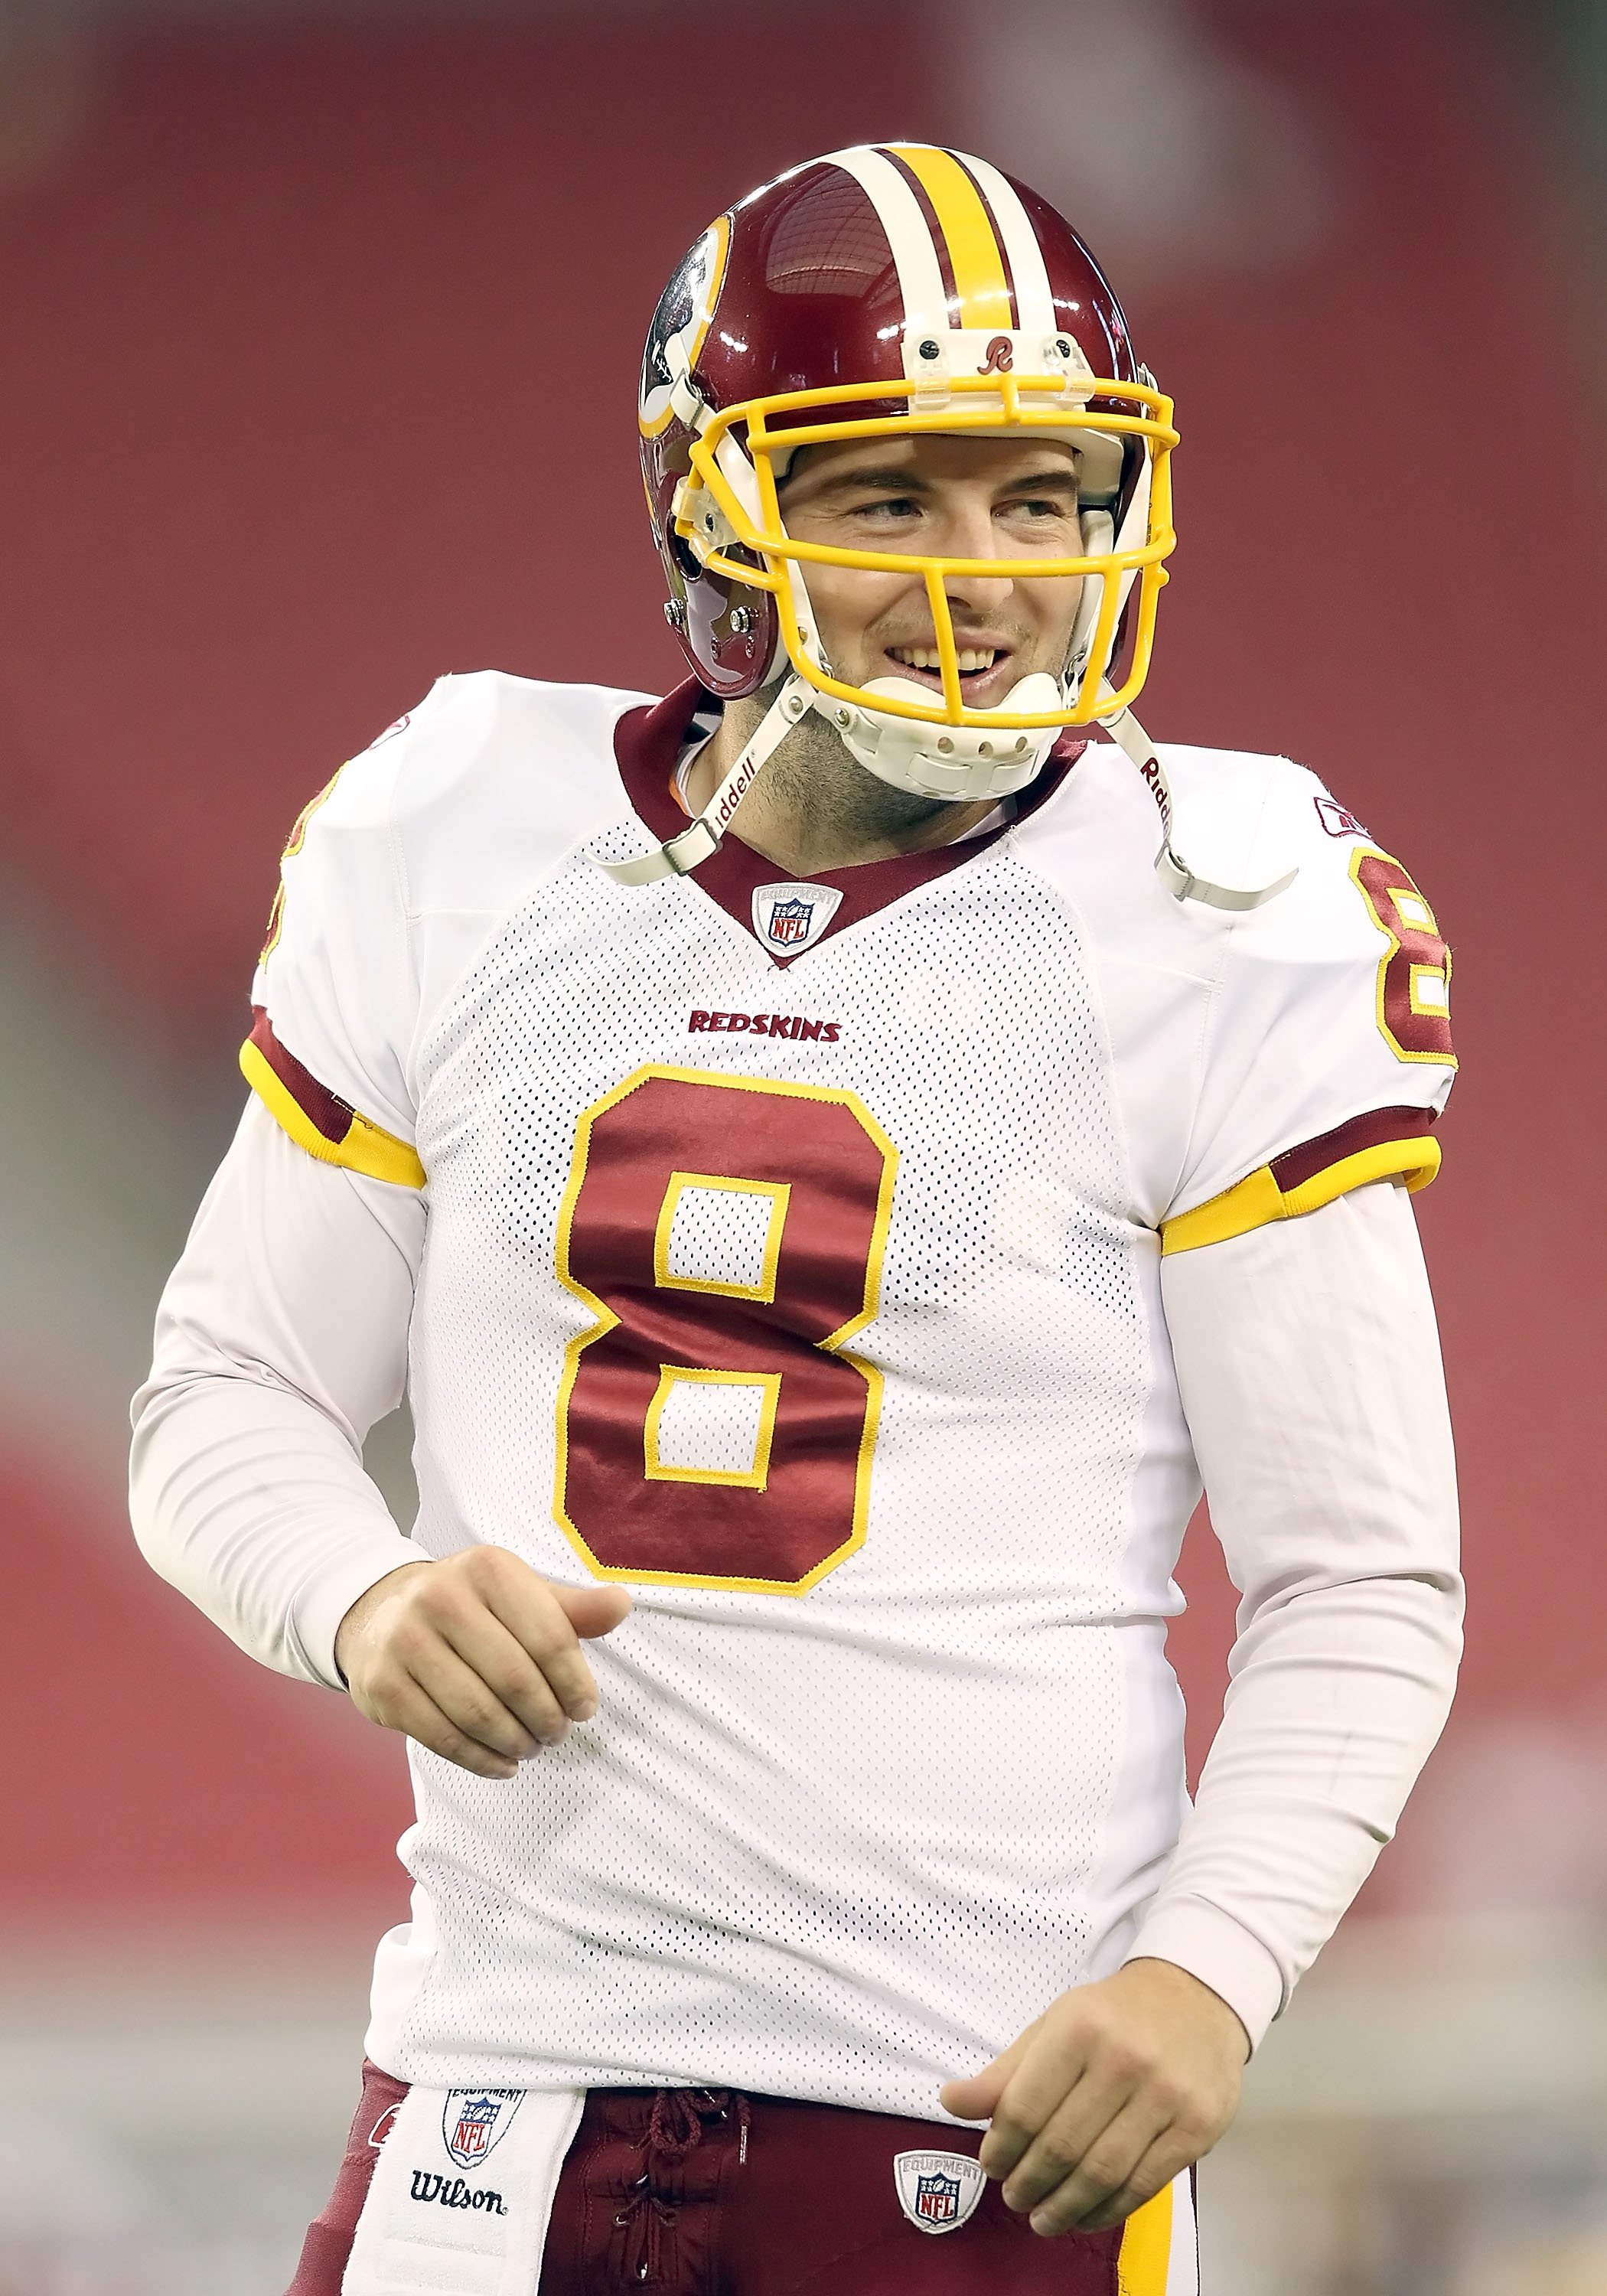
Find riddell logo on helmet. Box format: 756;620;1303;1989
977;335;1014;374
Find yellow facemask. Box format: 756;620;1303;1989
671;367;1178;735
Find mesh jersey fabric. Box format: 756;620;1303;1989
249;672;1455;2111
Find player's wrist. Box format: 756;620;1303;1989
333;1558;434;1685
1117;1954;1252;2063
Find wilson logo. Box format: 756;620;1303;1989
977;335;1014;374
409;2170;507;2216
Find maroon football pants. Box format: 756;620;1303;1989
288;2059;1133;2294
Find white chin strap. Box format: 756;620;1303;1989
592;670;1295;914
589;674;812;885
1100;699;1296;912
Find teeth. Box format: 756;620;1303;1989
892;646;997;673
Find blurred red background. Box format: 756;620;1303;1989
2;3;1601;1929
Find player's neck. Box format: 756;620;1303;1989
689;694;996;876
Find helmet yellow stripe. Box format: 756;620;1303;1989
888;143;1012;330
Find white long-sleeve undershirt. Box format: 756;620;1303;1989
129;1097;1461;2048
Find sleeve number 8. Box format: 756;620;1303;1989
553;1065;898;1594
1351;847;1456;1066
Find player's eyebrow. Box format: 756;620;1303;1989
786;464;1080;502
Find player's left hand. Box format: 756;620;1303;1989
937;1958;1248;2237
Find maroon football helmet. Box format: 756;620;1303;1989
637;142;1177;800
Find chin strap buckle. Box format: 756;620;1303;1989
590;676;810;887
1100;702;1297;912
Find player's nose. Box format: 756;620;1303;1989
941;569;1015;620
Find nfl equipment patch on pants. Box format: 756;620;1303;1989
288;2060;1198;2294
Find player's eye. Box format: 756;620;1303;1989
852;494;920;520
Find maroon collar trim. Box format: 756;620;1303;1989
612;678;1086;968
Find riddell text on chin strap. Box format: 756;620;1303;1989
589;675;813;888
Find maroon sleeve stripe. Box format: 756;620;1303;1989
247;1006;356;1147
1270;1104;1439;1195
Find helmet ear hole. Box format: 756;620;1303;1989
680;570;777;698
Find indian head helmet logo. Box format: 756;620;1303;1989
976;335;1014;374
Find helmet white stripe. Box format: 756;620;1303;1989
954;151;1058;340
824;145;950;337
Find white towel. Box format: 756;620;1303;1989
342;2081;585;2295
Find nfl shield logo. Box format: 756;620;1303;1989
917;2171;961;2223
750;880;843;957
892;2149;986;2237
768;896;813;947
442;2088;522;2170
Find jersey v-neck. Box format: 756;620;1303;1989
612;678;1087;968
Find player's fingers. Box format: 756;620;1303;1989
939;2027;1036;2132
552;1583;634;1640
1004;2086;1168;2230
996;2071;1133;2216
462;1549;608;1721
1028;2118;1185;2239
357;1581;547;1756
397;1634;546;1764
432;1604;574;1746
1071;2131;1188;2236
976;2021;1097;2183
354;1664;522;1780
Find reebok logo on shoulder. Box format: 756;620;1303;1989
1315;794;1369;840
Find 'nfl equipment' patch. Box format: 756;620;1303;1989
892;2149;987;2236
442;2088;523;2170
751;880;843;958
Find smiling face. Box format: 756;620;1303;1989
774;432;1087;711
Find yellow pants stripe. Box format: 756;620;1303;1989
1117;2180;1175;2296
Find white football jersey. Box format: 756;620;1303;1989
244;671;1455;2112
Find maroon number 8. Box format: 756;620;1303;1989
553;1065;898;1593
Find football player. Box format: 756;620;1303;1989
130;145;1462;2295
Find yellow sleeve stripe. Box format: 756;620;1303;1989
1161;1133;1440;1256
240;1038;425;1191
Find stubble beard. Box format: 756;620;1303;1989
732;683;956;847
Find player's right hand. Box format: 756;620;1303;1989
334;1548;632;1779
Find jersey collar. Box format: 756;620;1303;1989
613;679;1086;968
